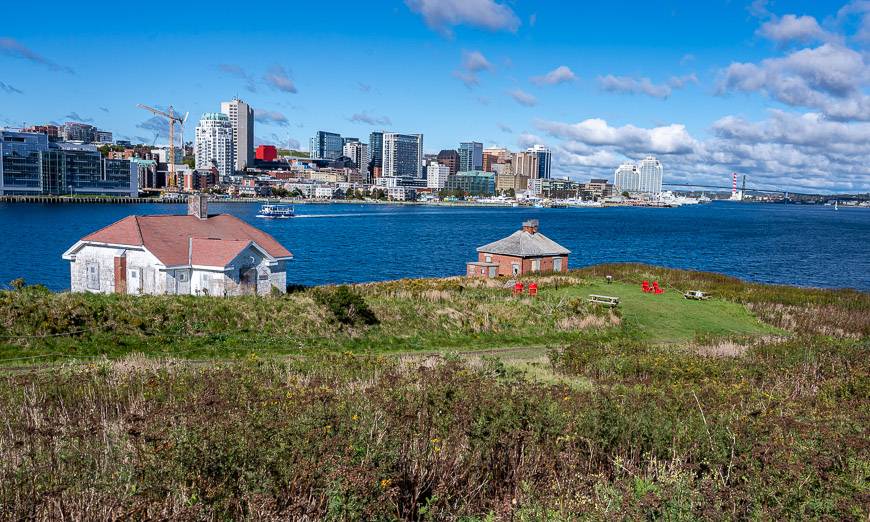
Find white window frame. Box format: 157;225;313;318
553;257;563;272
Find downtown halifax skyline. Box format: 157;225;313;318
1;0;869;194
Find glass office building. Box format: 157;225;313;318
310;131;343;160
0;130;137;196
446;171;496;195
458;142;483;172
383;133;423;178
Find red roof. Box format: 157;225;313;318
190;238;251;267
81;214;293;267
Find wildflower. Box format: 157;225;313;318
563;395;570;401
430;437;439;444
380;479;392;489
352;414;359;421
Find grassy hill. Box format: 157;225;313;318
0;264;867;519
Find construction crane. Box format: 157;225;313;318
137;104;189;189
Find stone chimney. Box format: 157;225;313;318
188;194;208;220
522;219;539;234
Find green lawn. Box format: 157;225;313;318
555;282;780;343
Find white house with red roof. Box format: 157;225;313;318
62;195;293;296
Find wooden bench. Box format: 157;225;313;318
588;294;620;307
684;290;710;300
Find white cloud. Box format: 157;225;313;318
348;112;392;126
537;118;698;154
717;43;870;120
531;65;577;86
508;89;537;106
757;14;835;46
405;0;520;36
668;73;698;89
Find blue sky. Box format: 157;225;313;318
1;0;869;192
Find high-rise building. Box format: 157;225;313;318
310;131;343;160
483;147;510;172
220;98;254;172
95;131;113;144
527;144;551;179
436;149;460;176
195;113;235;180
383;133;423;179
614;163;639;193
637;155;663;194
342;137;359;146
458;142;483;172
614;157;662;194
512;151;539;178
369;131;384;177
427;162;450;189
342;141;369;180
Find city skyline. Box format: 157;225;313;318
1;0;869;193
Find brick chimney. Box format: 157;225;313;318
188;194;208;220
522;219;539;234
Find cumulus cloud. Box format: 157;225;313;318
263;65;298;94
453;50;493;88
254;109;290;127
531;65;577;86
757;14;836;46
0;81;23;94
534;111;870;193
0;38;74;74
405;0;520;36
348;112;392;126
508;89;537;106
717;43;870;120
597;75;672;99
64;112;94;123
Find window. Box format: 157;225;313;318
485;255;492;263
177;270;188;282
554;258;563;272
512;263;520;275
532;259;541;272
86;262;100;290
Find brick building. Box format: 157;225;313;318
466;220;570;278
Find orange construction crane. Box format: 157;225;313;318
137;104;188;189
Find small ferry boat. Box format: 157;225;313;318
256;204;295;218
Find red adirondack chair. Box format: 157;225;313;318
529;282;538;297
652;281;664;294
642;280;651;293
513;281;524;296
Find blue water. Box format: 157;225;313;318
0;201;868;291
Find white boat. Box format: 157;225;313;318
256;204;295;218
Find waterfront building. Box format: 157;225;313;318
445;170;495;195
382;133;423;179
23;124;60;140
458;141;483;172
256;145;278;162
342;141;369;180
369;131;384;177
427;162;450;189
0;130;137;196
194;113;235;180
467;220;570;278
496;173;529;193
581;178;614;199
527;144;551;179
310;130;343;160
221;98;255;172
614;162;639;193
436;149;460;176
637;155;663;194
63;195;293;296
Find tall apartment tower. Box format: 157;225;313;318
614;162;640;193
369;131;385;178
383;133;423;178
436;149;460;176
220;98;254;172
512;151;539;178
342;141;370;180
458;141;483;172
195;113;235;180
637;155;663;194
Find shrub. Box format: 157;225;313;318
313;285;379;327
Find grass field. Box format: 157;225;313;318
0;264;867;520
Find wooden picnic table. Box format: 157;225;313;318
588;294;620;307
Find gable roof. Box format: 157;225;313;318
190;238;254;267
80;214;292;267
477;229;570;257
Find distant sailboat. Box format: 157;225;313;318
835;200;839;211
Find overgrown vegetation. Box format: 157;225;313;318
0;264;867;519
